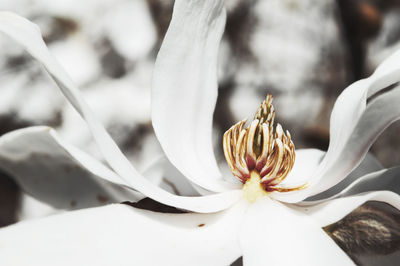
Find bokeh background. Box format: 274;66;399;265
0;0;399;265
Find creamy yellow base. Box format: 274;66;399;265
242;171;268;203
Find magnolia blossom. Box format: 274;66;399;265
0;1;400;265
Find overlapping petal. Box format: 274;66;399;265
141;156;201;196
240;197;355;266
0;203;248;266
0;11;242;213
295;191;400;227
0;126;143;209
310;83;400;195
306;153;383;200
340;167;400;196
292;166;400;227
275;49;400;203
152;0;235;192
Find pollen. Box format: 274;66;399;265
223;94;306;199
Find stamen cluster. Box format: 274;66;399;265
223;95;302;192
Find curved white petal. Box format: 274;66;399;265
310;49;400;193
306;153;383;200
273;152;385;203
294;166;400;225
327;49;400;171
0;126;143;209
295;191;400;227
275;49;400;203
368;49;400;96
309;84;400;195
0;11;241;213
304;166;400;203
340;167;400;196
240;197;355;266
152;0;233;192
0;203;248;266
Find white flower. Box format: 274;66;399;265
0;1;400;265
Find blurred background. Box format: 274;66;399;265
0;0;399;265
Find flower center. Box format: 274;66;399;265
223;94;307;202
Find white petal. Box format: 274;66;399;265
310;84;400;195
306;152;383;200
369;49;400;96
0;126;143;209
274;152;384;203
340;167;400;196
276;49;400;202
0;11;136;189
295;191;400;227
152;0;233;192
328;49;400;168
312;50;400;191
141;156;200;196
0;11;241;213
0;202;248;266
294;166;400;226
276;148;325;187
240;197;355;266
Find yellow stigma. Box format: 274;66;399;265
243;171;268;203
223;94;307;197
